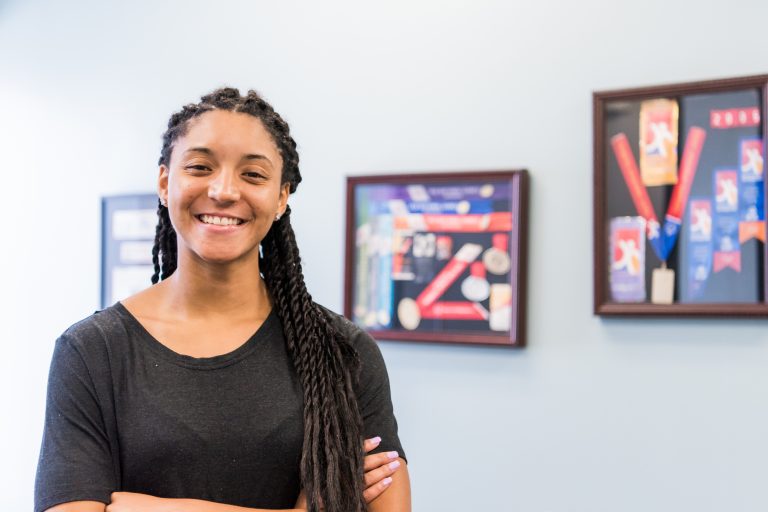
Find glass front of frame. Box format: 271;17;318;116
347;173;525;345
602;87;765;307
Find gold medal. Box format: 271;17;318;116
482;233;511;275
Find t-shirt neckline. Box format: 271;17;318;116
112;301;279;370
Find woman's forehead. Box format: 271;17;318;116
174;110;281;161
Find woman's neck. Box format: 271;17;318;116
161;251;271;320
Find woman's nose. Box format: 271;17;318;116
208;170;240;203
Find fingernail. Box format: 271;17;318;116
387;451;398;459
370;436;382;445
382;477;393;486
388;460;400;470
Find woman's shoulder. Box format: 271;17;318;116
56;304;128;355
316;304;372;344
314;303;386;367
47;305;133;389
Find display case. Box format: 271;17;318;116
594;75;768;316
344;171;528;346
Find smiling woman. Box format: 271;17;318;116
34;88;411;512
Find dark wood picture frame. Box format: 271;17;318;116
344;170;529;346
594;74;768;316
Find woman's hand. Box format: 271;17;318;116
294;436;402;509
106;492;171;512
363;436;401;503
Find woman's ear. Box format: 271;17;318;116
158;165;169;205
278;182;290;217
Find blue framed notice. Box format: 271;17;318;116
101;194;158;308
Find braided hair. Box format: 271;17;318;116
151;88;366;512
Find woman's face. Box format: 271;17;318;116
158;109;290;267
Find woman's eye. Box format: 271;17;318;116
186;165;210;172
244;171;266;180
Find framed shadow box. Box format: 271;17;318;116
594;74;768;316
344;170;529;346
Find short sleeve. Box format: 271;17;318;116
349;328;406;462
34;334;116;512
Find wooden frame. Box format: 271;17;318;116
344;170;529;346
594;74;768;316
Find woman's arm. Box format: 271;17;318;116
123;494;299;512
47;495;301;512
47;438;400;512
46;502;106;512
367;459;411;512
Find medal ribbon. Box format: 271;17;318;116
610;127;706;262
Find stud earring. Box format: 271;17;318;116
275;212;282;221
160;197;167;207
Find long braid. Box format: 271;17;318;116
262;211;365;511
151;199;177;283
151;88;365;512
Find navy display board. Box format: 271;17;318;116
101;194;158;308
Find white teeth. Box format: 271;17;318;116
200;215;243;226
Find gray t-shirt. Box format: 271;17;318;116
34;303;404;512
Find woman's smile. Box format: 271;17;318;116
197;214;245;226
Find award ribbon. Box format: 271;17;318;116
738;138;765;243
685;198;713;301
415;243;483;308
387;199;494;216
420;302;489;321
394;212;513;232
712;170;741;273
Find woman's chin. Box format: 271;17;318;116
194;250;257;267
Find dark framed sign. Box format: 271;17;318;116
101;194;157;308
594;74;768;316
344;170;528;346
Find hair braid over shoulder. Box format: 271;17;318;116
151;88;365;512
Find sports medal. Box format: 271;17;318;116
482;233;511;275
461;262;490;302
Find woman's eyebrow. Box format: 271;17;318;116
184;147;271;164
242;153;272;164
184;147;213;156
183;147;273;167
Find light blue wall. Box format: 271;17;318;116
2;1;768;510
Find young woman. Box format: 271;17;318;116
35;88;411;512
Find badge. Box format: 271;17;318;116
651;266;675;304
639;99;679;186
609;217;646;303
